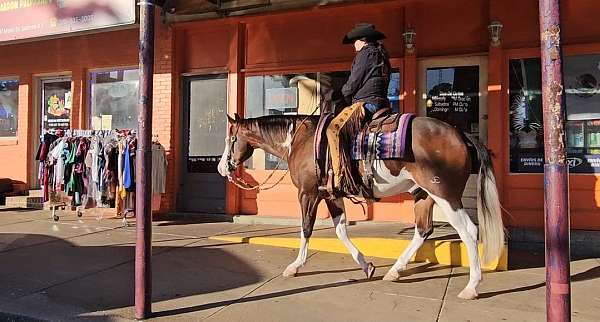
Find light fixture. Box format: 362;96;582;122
402;29;416;53
488;21;503;47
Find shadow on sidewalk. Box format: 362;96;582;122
478;265;600;299
0;233;262;321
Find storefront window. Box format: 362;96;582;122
245;70;400;170
89;69;139;131
0;78;18;137
509;55;600;173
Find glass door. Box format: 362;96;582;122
178;74;228;213
418;56;488;222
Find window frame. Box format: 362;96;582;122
87;66;139;130
242;61;404;171
0;76;20;139
504;45;600;176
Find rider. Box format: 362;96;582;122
323;23;392;196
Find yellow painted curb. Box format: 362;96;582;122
210;235;508;271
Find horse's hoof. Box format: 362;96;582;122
282;266;298;278
364;262;376;279
382;269;399;281
457;288;479;300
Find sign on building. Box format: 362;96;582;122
265;87;298;114
0;0;135;43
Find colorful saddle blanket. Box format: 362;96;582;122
352;113;415;160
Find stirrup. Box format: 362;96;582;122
318;169;336;200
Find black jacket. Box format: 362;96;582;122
341;44;391;110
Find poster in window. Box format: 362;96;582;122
42;81;71;131
425;66;479;135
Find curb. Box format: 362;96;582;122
210;235;508;271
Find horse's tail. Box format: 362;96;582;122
464;134;505;265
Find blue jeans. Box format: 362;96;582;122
364;103;378;114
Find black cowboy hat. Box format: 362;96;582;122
342;23;386;44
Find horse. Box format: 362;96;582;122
217;113;504;300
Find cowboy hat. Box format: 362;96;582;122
342;23;386;44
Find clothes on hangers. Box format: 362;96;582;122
152;142;168;194
34;130;139;213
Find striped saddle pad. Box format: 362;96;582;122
352;113;415;161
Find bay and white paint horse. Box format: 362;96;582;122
217;114;504;300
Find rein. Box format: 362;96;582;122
226;105;320;191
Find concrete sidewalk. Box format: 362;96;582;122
0;207;598;321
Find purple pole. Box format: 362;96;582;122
538;1;571;322
135;0;154;319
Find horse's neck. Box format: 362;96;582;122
250;117;316;162
250;122;294;161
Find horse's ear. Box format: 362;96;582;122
227;114;236;124
234;113;241;122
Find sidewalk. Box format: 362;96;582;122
0;207;598;321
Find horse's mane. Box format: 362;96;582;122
240;115;319;142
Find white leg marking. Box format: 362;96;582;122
430;195;481;300
383;226;425;281
283;229;309;277
332;212;369;273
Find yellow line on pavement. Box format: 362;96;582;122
210;235;508;271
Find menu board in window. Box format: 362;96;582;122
425;66;480;135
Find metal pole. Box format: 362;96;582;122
135;0;155;319
538;1;571;322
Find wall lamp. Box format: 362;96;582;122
488;20;503;47
402;29;416;53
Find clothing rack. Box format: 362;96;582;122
37;130;139;226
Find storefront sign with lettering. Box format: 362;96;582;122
0;0;135;42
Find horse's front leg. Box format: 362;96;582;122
282;192;320;277
326;198;375;278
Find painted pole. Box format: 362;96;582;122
135;0;155;319
538;1;571;321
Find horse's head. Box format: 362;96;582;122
217;113;255;177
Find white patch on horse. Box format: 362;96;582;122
280;124;294;156
217;136;230;177
371;161;416;198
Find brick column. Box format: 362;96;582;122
20;73;34;186
488;1;506;207
152;10;175;213
487;45;505;206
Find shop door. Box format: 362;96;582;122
418;56;488;221
41;77;72;134
178;75;228;213
30;77;72;189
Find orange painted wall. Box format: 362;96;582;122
0;28;139;185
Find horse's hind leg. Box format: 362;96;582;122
283;192;320;277
326;198;375;278
383;193;434;281
430;195;481;300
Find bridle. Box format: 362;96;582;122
225;122;241;173
224;121;290;191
